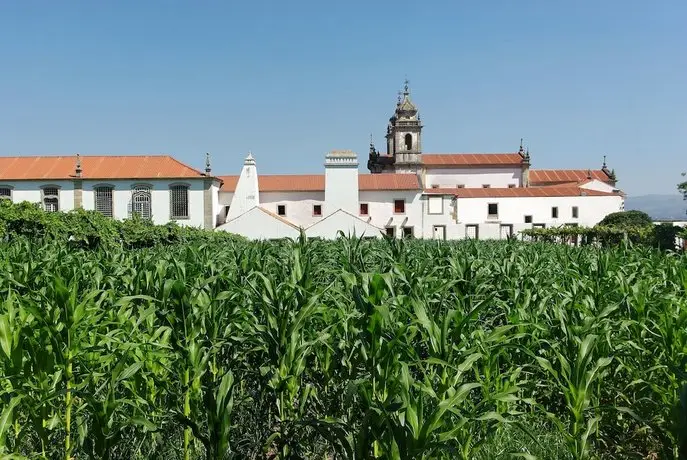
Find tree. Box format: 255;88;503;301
598;210;653;229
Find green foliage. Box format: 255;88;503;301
0;200;242;248
0;236;685;459
522;224;684;251
598;210;653;229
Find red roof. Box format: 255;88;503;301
424;186;620;198
530;169;612;185
422;153;524;167
0;155;206;180
219;173;420;192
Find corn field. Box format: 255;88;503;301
0;235;685;459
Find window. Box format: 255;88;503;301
402;227;413;238
170;185;189;219
385;227;396;238
131;186;152;219
551;207;559;219
94;186;114;217
533;223;546;229
404;133;413;150
313;204;322;216
431;184;439;189
394;199;405;214
456;184;465;188
508;184;516;188
487;203;498;219
500;224;513;239
360;203;369;215
524;215;532;223
482;184;491;188
465;224;479;239
572;206;579;218
428;196;443;214
0;187;12;200
42;187;59;212
277;204;286;216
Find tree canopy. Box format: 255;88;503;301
597;210;653;229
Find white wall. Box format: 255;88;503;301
0;180;75;211
257;191;326;228
217;207;300;240
443;195;624;239
579;179;618;193
80;179;206;227
358;190;422;238
305;210;382;239
424;167;522;189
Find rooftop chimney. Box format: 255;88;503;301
324;150;358;215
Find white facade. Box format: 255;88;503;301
424;167;522;189
0;180;76;212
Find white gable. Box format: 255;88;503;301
216;206;300;240
579;179;618;193
305;209;382;239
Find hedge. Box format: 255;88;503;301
0;200;242;249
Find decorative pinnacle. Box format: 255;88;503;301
602;155;607;169
75;153;82;176
403;78;410;95
205;152;211;174
397;90;402;105
519;138;524;154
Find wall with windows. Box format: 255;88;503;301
358;190;422;238
256;191;326;228
450;195;624;239
423;167;522;189
0;180;75;212
80;179;207;227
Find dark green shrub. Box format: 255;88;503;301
598;210;653;229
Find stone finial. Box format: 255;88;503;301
602;155;607;170
518;138;525;155
244;151;256;165
587;169;592;179
75;153;82;177
404;78;410;95
205;152;212;174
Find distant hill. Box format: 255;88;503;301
624;194;685;221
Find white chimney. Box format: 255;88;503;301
324;150;358;215
227;153;259;220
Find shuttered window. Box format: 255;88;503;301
43;187;59;212
170;185;189;219
131;186;152;219
95;186;114;217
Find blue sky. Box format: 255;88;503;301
1;1;685;195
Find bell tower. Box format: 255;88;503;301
386;79;423;173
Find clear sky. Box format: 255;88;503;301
1;1;685;196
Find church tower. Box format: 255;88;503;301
386;80;423;173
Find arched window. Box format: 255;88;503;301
169;184;189;219
42;186;59;212
404;133;413;150
131;186;152;219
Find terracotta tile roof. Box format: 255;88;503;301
530;169;612;185
0;155;206;180
422;153;524;167
424;186;620;198
218;173;420;192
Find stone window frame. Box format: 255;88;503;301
0;185;14;200
427;195;443;215
393;199;406;214
93;183;115;218
169;182;191;220
131;183;153;220
40;184;61;212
